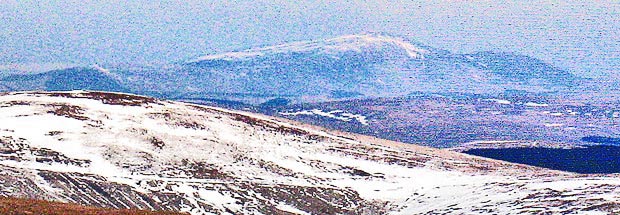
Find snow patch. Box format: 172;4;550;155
525;102;549;107
276;203;310;215
190;52;264;62
93;64;111;74
544;123;564;127
198;189;241;212
485;99;511;105
280;109;369;125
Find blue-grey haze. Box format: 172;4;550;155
1;1;618;77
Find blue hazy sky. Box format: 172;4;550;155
1;1;618;76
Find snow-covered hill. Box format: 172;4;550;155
16;34;571;105
0;91;618;214
189;34;432;62
171;34;579;104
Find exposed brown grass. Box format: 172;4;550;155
0;197;188;215
44;91;159;106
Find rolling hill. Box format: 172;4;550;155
0;91;618;214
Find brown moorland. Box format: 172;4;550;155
0;197;188;215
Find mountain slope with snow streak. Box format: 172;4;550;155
167;34;578;104
0;91;619;214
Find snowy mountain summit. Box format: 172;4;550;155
190;34;431;62
0;91;619;214
1;34;579;104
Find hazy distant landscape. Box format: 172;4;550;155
2;34;620;174
2;1;620;214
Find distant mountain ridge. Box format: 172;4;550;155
465;51;577;85
0;67;127;92
175;34;580;103
0;34;581;104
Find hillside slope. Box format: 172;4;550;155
0;91;618;214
